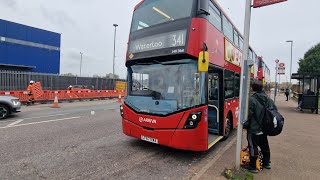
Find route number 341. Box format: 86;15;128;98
171;33;185;47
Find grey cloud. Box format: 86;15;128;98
64;48;105;64
40;5;76;28
0;0;17;9
61;48;109;76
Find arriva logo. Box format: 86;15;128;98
139;117;157;124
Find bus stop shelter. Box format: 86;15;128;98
291;73;320;114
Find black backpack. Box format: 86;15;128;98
253;95;285;136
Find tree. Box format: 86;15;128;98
105;73;119;79
298;43;320;74
61;73;76;77
93;74;101;78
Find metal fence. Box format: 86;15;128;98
0;70;125;91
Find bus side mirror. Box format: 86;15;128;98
198;51;209;72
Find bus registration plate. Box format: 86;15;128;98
141;135;158;144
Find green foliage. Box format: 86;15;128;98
224;168;254;180
298;43;320;74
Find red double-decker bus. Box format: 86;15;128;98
257;56;271;88
121;0;266;151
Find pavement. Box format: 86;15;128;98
197;95;320;180
0;99;236;179
1;96;319;179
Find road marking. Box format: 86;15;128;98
0;116;80;129
10;113;71;123
191;135;237;180
104;108;118;111
6;119;24;127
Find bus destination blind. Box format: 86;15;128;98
129;30;187;58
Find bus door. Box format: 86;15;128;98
207;70;223;148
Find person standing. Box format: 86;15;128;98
27;80;35;105
285;88;290;101
244;82;278;173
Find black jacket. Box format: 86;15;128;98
247;91;278;134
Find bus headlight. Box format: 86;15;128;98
192;114;198;120
184;111;202;129
120;105;124;117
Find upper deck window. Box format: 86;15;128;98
208;2;222;31
254;53;258;64
249;49;253;60
239;37;244;51
131;0;193;32
258;59;263;68
222;15;233;43
233;30;239;48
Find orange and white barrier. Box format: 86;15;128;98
0;90;126;103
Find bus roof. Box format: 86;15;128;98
134;0;145;10
133;0;260;57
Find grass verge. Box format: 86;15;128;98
224;168;254;180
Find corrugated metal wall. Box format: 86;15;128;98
0;70;125;91
0;19;61;74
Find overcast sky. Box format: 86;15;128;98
0;0;319;81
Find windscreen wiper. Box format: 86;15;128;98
161;62;189;66
131;59;162;65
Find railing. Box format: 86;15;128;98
0;70;125;91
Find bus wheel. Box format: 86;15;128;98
222;114;232;140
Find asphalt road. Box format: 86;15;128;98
0;100;236;180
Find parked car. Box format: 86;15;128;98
0;96;21;119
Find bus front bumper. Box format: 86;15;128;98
122;118;208;151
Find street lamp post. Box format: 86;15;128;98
80;52;83;77
274;59;279;102
286;40;293;99
113;24;118;79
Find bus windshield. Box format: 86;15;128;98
131;0;194;32
126;59;203;115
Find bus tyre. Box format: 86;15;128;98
0;105;9;120
222;114;232;140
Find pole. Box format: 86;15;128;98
279;74;281;89
113;24;118;79
80;52;83;77
236;0;252;170
289;41;293;99
279;74;281;96
316;76;319;114
274;61;279;102
286;40;293;99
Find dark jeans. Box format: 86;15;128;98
27;95;35;105
285;94;289;101
247;133;270;167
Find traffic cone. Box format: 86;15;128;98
52;95;60;108
117;94;122;102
